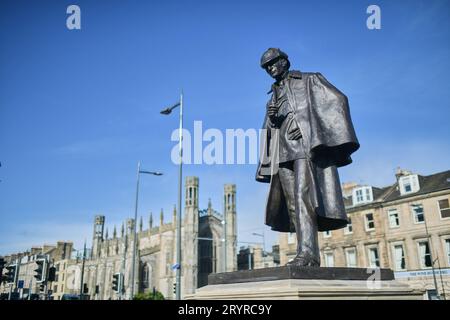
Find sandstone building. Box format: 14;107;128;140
279;168;450;299
1;177;237;300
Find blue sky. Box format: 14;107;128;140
1;0;449;255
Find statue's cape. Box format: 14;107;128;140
255;71;359;232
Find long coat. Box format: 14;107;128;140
256;71;359;232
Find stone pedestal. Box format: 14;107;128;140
185;266;425;300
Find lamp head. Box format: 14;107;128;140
160;108;172;115
160;102;181;115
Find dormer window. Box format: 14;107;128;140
399;174;420;195
352;186;373;206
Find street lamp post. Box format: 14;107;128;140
252;232;266;254
130;162;162;300
120;232;128;300
160;92;183;300
236;241;264;271
252;231;266;268
436;257;447;300
79;240;86;300
422;207;440;300
222;218;227;272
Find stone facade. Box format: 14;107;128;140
279;168;450;300
0;242;73;300
1;177;237;300
237;245;280;271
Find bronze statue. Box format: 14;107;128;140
256;48;359;267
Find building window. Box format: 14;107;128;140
388;209;400;228
324;252;334;267
365;213;375;231
344;217;353;234
438;199;450;219
412;204;425;224
399;175;420;195
427;289;439;300
418;241;432;268
323;230;332;238
287;233;296;244
352;186;373;206
368;247;380;267
141;263;150;290
356;189;364;203
446;239;450;266
404;180;412;192
393;244;406;271
345;248;357;268
54;285;58;293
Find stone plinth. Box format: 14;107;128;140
185;266;425;300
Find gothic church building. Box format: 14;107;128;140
75;177;237;299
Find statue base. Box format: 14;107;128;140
185;266;424;300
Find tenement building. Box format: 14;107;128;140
279;168;450;299
237;245;280;271
0;242;74;300
0;177;237;300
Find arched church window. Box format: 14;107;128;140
141;263;150;290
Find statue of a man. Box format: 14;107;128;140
256;48;359;267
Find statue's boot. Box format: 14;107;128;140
279;159;321;268
286;251;320;267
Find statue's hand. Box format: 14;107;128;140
267;102;278;118
287;119;302;140
288;128;302;140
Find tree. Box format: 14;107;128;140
133;290;165;300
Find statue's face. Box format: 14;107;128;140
265;58;289;80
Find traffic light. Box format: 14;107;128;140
39;282;45;292
47;266;56;282
4;264;17;284
112;273;119;292
34;259;47;282
112;273;122;293
173;282;176;295
0;258;5;283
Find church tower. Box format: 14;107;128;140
183;176;199;295
92;215;105;259
224;184;237;271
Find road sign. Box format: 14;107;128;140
17;280;24;289
171;263;180;270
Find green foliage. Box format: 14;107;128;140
133;290;165;300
